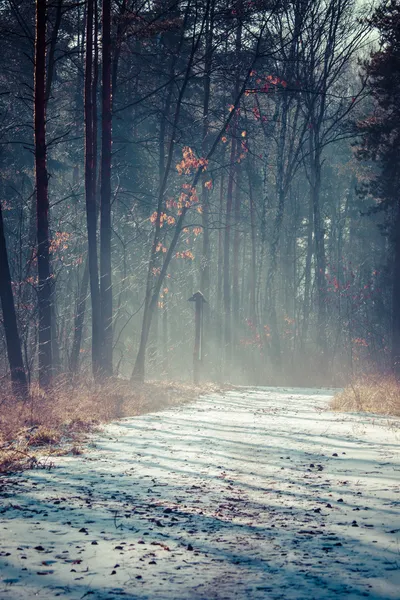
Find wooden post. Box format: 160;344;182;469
188;291;207;384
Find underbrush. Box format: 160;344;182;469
0;377;223;473
331;376;400;417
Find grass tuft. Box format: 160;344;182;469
331;376;400;417
28;427;61;447
0;376;225;473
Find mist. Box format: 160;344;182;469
0;0;397;390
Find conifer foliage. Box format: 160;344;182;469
356;0;400;376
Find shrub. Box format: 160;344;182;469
0;376;223;473
332;376;400;416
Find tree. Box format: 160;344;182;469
100;0;113;376
84;0;102;377
297;0;368;369
35;0;53;387
131;0;269;382
0;200;28;395
355;1;400;376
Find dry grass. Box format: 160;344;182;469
0;377;225;473
332;376;400;417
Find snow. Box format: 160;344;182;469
0;387;400;600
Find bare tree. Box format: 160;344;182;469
84;0;102;377
100;0;113;376
35;0;53;387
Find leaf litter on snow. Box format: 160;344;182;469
0;387;399;599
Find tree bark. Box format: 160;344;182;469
85;0;102;377
310;138;328;361
216;172;225;377
200;0;214;305
100;0;113;376
45;0;63;104
232;164;241;348
162;297;168;376
247;166;257;324
35;0;53;388
0;201;28;396
301;194;314;347
392;199;400;377
223;12;242;377
223;136;236;373
70;258;89;374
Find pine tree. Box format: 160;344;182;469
356;1;400;375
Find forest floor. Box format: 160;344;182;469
0;387;399;600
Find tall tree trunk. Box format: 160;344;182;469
223;136;236;375
392;199;400;377
45;0;63;104
232;164;241;349
111;0;128;98
200;0;214;305
85;0;102;377
223;12;242;377
310;141;328;362
35;0;53;387
46;0;63;376
301;194;314;348
150;57;173;377
265;99;290;370
162;298;168;376
216;172;224;378
0;202;28;396
247;166;257;324
51;301;61;375
264;185;285;371
70;258;89;374
100;0;113;376
132;1;202;382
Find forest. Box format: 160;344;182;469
1;0;400;394
1;3;400;598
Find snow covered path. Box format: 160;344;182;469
1;388;400;600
